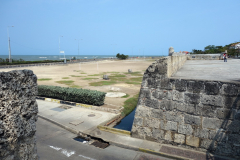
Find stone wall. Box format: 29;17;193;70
0;70;38;160
187;54;221;60
167;55;187;77
132;57;240;158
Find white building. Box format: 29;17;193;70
230;43;240;49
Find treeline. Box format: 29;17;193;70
0;58;63;65
192;42;240;57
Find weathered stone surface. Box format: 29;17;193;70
227;120;240;133
133;117;143;126
186;135;200;147
153;90;172;100
202;117;222;129
221;84;239;96
131;126;152;139
184;114;201;125
184;93;200;104
145;99;160;109
135;105;150;117
195;104;216;117
216;108;235;119
194;128;209;139
178;124;193;135
174;133;185;144
200;139;215;149
0;70;38;160
164;130;173;141
161;121;178;131
150;108;164;119
159;100;173;110
152;128;165;141
187;80;204;93
200;95;223;107
143;118;160;128
164;111;184;123
174;79;187;92
140;88;151;99
172;90;184;102
205;82;220;95
132;56;240;158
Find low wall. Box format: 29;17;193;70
0;70;38;160
188;54;221;60
132;56;240;158
167;55;187;77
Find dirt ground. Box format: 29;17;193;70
1;59;155;109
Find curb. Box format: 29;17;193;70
38;114;191;160
97;125;131;136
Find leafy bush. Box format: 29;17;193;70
116;53;128;60
38;85;106;106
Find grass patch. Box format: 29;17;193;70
125;81;141;85
62;77;69;79
89;81;117;86
70;75;83;77
129;77;142;82
121;94;130;98
69;85;81;88
82;78;99;80
103;71;119;74
122;94;139;116
55;80;74;85
88;74;102;76
80;72;87;74
38;78;52;81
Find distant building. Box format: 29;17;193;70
229;43;240;49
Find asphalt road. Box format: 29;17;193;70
36;118;171;160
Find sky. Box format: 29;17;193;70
0;0;240;56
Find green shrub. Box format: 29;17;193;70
38;85;106;106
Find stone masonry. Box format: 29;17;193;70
132;56;240;158
0;70;38;160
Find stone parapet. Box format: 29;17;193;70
132;56;240;158
0;70;38;160
187;54;221;60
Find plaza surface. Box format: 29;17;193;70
172;59;240;83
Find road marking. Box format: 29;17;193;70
61;149;75;157
78;154;96;160
49;145;61;151
49;145;75;157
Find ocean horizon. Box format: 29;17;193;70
0;54;165;61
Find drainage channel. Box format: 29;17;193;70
113;108;136;131
73;135;109;149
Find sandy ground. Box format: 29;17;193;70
1;59;155;109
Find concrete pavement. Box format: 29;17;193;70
37;99;234;160
172;59;240;83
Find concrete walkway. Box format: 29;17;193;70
172;59;240;83
37;99;233;160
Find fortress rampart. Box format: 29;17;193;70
0;70;38;160
132;55;240;158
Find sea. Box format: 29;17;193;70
0;55;165;61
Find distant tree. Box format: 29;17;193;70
116;53;128;60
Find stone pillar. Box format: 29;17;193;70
169;47;174;56
0;70;38;160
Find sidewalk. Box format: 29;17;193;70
37;100;234;160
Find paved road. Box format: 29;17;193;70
36;118;171;160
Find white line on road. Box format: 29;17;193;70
78;154;97;160
49;145;75;157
